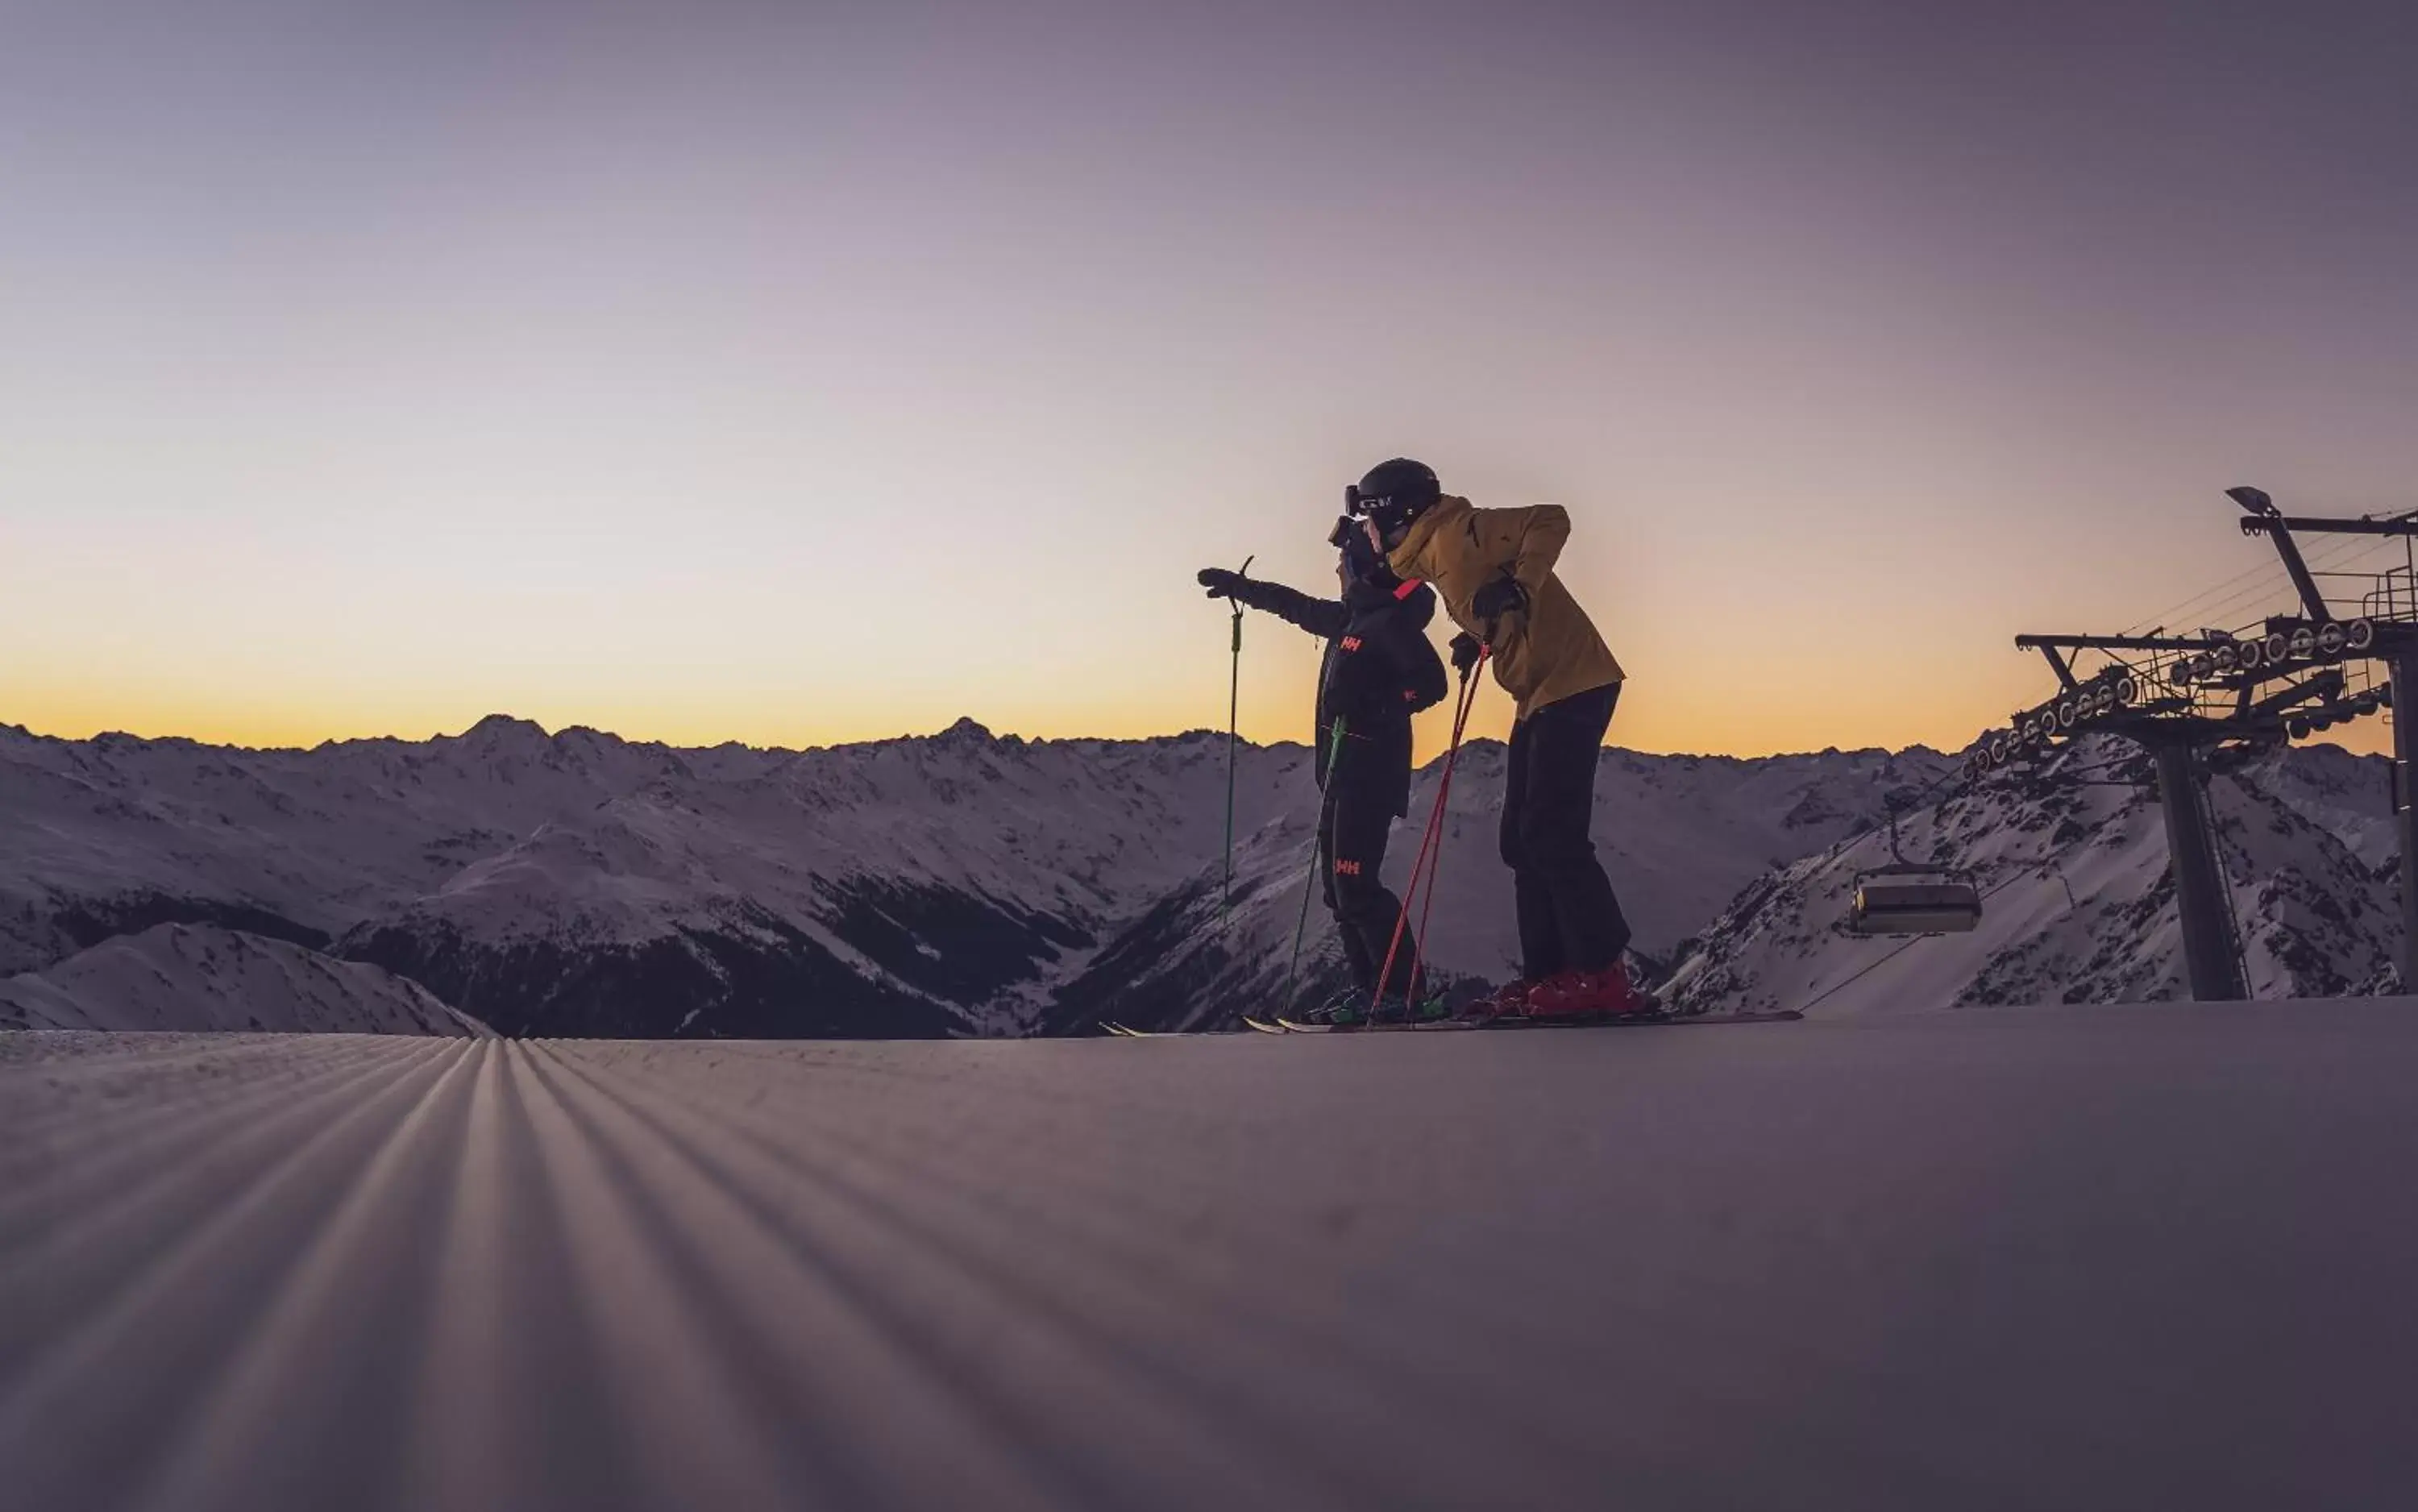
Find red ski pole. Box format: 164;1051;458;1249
1404;649;1488;1008
1369;782;1446;1014
1371;643;1489;1016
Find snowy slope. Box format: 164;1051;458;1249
0;924;488;1036
2259;743;2395;871
13;1013;2417;1509
1665;740;2399;1016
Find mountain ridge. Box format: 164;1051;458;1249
3;715;1944;1035
1;717;2399;1036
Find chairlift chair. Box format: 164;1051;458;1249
1851;865;1985;936
1848;796;1984;937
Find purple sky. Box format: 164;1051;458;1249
4;1;2414;754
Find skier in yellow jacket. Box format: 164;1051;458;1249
1352;457;1647;1020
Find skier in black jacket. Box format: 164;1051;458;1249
1198;517;1449;1022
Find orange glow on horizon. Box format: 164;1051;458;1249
5;667;2392;764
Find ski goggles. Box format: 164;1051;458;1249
1344;483;1419;533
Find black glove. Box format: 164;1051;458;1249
1470;574;1527;624
1197;567;1244;599
1451;630;1483;677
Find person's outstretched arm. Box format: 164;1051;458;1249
1196;568;1348;638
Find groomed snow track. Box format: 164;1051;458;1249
4;1005;2414;1510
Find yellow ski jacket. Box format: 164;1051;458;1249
1386;495;1625;722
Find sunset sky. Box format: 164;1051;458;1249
4;1;2414;757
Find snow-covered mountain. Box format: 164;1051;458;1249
0;924;488;1035
1665;739;2399;1016
1;716;1941;1037
2259;741;2399;872
339;721;1324;1037
4;716;2394;1036
0;716;1312;1037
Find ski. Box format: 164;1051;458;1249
1278;1009;1802;1034
1273;1009;1455;1033
1109;1019;1295;1036
1434;1008;1803;1031
1102;1010;1805;1037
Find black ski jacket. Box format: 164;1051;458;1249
1220;574;1448;816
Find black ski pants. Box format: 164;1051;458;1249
1319;762;1413;1001
1501;681;1631;980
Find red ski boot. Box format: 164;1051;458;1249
1526;963;1656;1020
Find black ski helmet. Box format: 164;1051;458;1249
1347;458;1441;534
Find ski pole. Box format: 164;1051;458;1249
1403;653;1486;1008
1371;680;1462;1008
1370;758;1448;1011
1221;555;1253;915
1281;715;1350;1018
1372;643;1489;1015
1409;647;1489;1005
1369;662;1475;1013
1402;620;1502;1007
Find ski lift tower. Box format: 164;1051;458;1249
2231;486;2418;991
1978;487;2402;1000
1994;631;2279;1001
